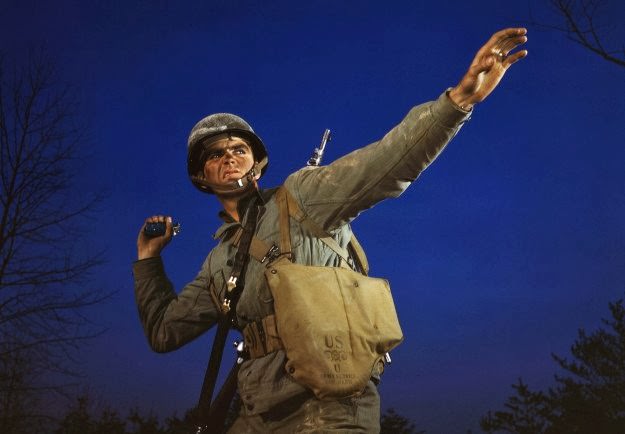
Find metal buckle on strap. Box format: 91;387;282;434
261;244;280;263
226;275;237;291
222;274;239;313
221;298;231;313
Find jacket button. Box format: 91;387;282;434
288;366;295;374
227;259;233;266
246;403;254;411
271;269;277;274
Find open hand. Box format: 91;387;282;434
449;28;528;110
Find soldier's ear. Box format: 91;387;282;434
252;162;261;181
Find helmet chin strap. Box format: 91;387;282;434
191;158;267;196
211;170;257;196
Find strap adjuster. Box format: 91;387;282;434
261;244;280;263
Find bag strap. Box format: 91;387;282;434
348;232;369;276
276;186;293;260
274;187;369;275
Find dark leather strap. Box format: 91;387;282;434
222;204;260;314
196;199;261;430
196;315;230;428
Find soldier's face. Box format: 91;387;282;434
202;137;256;187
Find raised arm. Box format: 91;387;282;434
285;28;528;232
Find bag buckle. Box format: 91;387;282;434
261;244;280;263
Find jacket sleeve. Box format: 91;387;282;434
284;91;471;232
133;255;219;353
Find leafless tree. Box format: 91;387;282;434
0;50;107;433
534;0;625;67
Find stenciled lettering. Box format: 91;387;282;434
324;334;344;349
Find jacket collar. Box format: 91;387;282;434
212;188;277;240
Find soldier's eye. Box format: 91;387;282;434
206;151;223;160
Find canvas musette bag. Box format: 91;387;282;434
264;187;403;399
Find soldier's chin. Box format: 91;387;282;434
222;173;240;181
218;179;256;198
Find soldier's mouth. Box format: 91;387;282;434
223;170;240;179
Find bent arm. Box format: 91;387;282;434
133;256;219;353
285;91;470;231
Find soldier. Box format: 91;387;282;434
134;28;527;432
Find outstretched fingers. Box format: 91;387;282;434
500;37;528;59
449;27;528;108
484;28;526;55
483;29;528;71
503;49;528;67
488;27;527;47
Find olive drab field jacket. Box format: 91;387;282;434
133;91;471;415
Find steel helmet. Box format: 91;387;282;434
186;113;268;194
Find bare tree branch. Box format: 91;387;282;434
531;0;625;67
0;49;109;433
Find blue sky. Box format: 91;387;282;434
3;0;625;432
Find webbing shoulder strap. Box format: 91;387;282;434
276;186;292;259
348;231;370;276
274;187;370;275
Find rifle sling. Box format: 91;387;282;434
196;199;261;430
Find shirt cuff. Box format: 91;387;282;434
133;256;166;280
431;89;472;128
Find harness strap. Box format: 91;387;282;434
196;198;261;429
276;188;292;259
239;187;372;360
347;232;369;276
242;314;284;359
281;188;350;264
240;187;370;273
248;237;273;263
222;204;260;313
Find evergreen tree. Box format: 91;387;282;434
481;296;625;433
380;407;423;434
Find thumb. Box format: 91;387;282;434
482;55;496;71
164;216;174;238
470;55;495;77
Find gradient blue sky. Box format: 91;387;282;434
3;1;625;432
